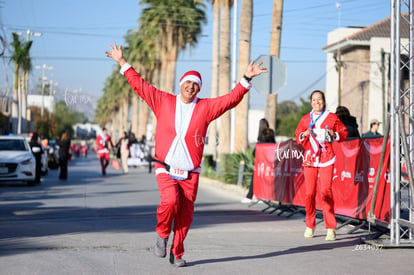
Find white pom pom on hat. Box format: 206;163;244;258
179;71;202;89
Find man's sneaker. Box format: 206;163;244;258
241;198;252;203
325;228;336;241
154;236;168;257
304;227;315;238
169;253;186;267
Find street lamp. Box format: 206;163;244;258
14;29;43;42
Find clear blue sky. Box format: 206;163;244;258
0;0;391;111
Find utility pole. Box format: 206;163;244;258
35;64;53;135
267;0;284;131
337;49;342;106
39;64;53;118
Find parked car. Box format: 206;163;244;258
0;135;37;185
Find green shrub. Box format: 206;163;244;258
219;148;255;187
201;154;217;179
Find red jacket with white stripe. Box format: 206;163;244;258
295;111;348;167
123;66;251;171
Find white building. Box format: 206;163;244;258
27;94;55;113
323;15;409;134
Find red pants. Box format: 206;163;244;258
155;172;199;259
98;153;109;174
303;165;336;229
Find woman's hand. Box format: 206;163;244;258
300;129;310;140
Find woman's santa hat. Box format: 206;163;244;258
179;71;202;89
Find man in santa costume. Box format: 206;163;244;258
96;127;114;175
106;42;267;267
295;90;348;241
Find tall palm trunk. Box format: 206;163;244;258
267;0;284;131
206;1;220;158
138;99;149;138
160;27;180;94
121;95;129;135
131;96;139;135
218;1;231;155
12;64;19;134
234;0;253;152
22;70;28;133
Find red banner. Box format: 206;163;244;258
253;138;390;223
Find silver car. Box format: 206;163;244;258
0;136;36;185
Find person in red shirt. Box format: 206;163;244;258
96;127;114;175
106;42;267;267
295;90;348;241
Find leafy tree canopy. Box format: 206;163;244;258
276;98;311;138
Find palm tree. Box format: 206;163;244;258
218;0;232;156
21;42;33;133
139;0;206;93
267;0;284;131
234;0;253;152
95;71;123;130
206;0;220;158
125;28;159;138
98;0;207;143
10;33;24;133
10;33;32;134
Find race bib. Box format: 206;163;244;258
169;167;188;181
312;128;327;143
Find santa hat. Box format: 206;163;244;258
179;71;202;89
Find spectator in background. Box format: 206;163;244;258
362;119;383;138
81;140;88;157
29;132;43;185
116;131;130;174
242;118;273;203
335;105;360;140
57;132;71;180
96;128;114;175
139;134;147;144
257;118;270;141
129;133;138;144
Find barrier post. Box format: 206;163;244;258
237;160;245;186
368;115;390;220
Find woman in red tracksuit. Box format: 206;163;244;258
105;42;268;267
295;90;347;241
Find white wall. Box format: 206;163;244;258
27;95;55;113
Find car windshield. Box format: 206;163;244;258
0;139;28;151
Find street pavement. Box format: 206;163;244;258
0;153;413;275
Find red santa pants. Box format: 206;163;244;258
303;165;337;229
155;172;199;259
98;152;109;174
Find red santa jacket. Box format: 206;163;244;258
295;111;347;167
122;65;251;171
96;133;114;154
